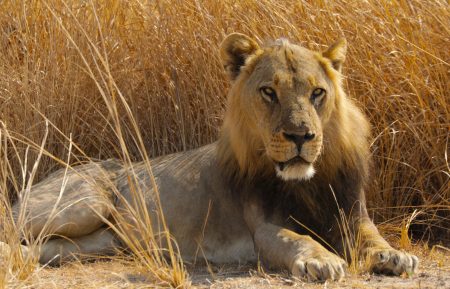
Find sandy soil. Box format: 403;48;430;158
6;245;449;288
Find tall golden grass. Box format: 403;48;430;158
0;0;448;286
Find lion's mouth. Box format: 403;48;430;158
276;155;311;171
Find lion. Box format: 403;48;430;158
2;33;418;282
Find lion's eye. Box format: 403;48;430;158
260;86;278;104
310;88;326;104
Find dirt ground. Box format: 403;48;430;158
8;244;448;289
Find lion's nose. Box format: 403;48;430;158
283;130;315;150
304;131;316;141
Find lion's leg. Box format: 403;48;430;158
256;224;347;281
13;163;117;239
244;202;346;282
38;227;121;265
18;196;112;240
357;217;419;275
1;228;120;266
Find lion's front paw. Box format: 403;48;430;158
291;253;346;282
369;249;418;276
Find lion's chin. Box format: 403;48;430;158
275;163;316;181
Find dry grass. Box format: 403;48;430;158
0;0;448;288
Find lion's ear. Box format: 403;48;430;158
220;33;260;80
322;38;347;72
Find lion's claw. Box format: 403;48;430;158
369;249;418;275
292;254;346;282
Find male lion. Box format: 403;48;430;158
3;33;418;282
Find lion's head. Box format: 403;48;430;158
219;33;349;181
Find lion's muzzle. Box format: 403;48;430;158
266;128;322;181
267;128;320;161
